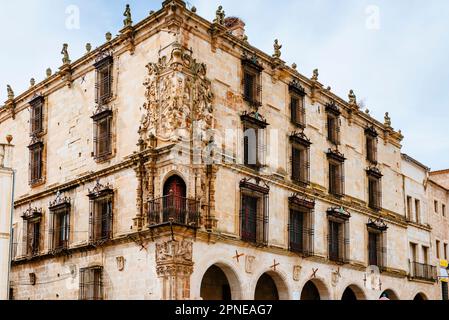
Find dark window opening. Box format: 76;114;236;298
327;114;340;145
80;267;103;300
93;112;112;160
49;208;70;251
28;142;43;186
95;59;113;106
290;94;305;127
329;161;344;197
292;145;310;186
243;66;262;108
30;99;44;136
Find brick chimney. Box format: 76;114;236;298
224;17;246;40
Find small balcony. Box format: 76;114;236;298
410;261;437;282
148;195;200;228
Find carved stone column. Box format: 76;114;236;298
156;240;194;300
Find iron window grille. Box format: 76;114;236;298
28;137;44;186
242;55;263;108
367;217;388;271
29;95;44;136
21;205;43;258
327;207;351;264
325;101;341;145
148;194;201;228
239;178;269;246
48;193;71;253
288;194;315;257
290;131;312;186
88;181;114;245
289;79;306;127
367;167;383;211
91;107;113;161
327;149;346;197
410;261;437;282
241;111;268;171
79;266;103;300
365;126;378;164
94;55;113;106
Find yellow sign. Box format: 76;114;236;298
441;260;448;268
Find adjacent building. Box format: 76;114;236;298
0;0;448;300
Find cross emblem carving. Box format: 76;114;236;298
233;251;244;263
311;268;319;278
270;260;280;271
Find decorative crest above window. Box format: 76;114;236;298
327;206;351;221
28;135;43;149
93;50;114;68
29;94;44;107
325;100;341;116
88;179;114;199
289;193;315;209
365;125;378;138
367;217;388;232
240;111;269;129
241;51;264;71
290;129;311;147
240;177;270;195
327;148;346;163
289;78;305;96
22;203;43;221
92;104;113;120
366;166;383;179
49;191;71;210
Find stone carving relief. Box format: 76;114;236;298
293;265;302;281
156;240;193;266
140;43;214;145
245;255;256;274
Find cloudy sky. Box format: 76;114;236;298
1;0;448;170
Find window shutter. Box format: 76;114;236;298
79;268;87;300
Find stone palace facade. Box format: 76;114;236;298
1;0;448;300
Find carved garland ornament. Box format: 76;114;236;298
139;44;214;144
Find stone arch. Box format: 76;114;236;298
198;262;242;300
413;292;428;301
380;289;400;300
341;284;366;300
300;278;331;300
253;270;290;300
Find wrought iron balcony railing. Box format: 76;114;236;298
148;195;200;228
410;261;437;282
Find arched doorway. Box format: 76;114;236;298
255;273;279;300
163;175;187;224
301;281;321;300
200;265;232;300
414;293;427;301
342;287;357;300
341;285;366;300
380;289;399;300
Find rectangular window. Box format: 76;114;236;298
329;161;344;197
423;246;429;264
243;126;259;169
242;66;262;108
240;181;269;246
90;196;113;243
291;145;310;186
366;135;378;163
435;201;439;214
93;112;112;160
79;267;103;300
30;99;44;135
50;208;70;251
415;199;421;223
443;204;446;217
28;142;43;186
95;58;113;106
410;243;417;263
368;176;382;210
328;220;342;262
290;94;305;127
407;196;413;221
368;231;382;267
26;220;40;256
327;114;340;145
436;240;441;259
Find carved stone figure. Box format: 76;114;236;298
348;89;357;105
6;85;14;100
61;44;70;65
116;256;125;271
156;240;193;265
123;4;133;27
214;6;225;25
106;32;112;41
273;39;282;59
30;78;35;87
293;265;302;281
140;44;214;144
312;69;319;81
86;43;92;53
46;68;52;78
245;255;255;274
384;112;391;127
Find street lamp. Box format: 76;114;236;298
0;135;14;300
